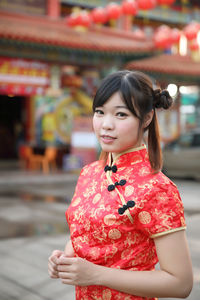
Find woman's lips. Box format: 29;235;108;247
100;135;116;144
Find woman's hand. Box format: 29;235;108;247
48;250;63;279
57;256;100;286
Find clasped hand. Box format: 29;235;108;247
48;250;98;286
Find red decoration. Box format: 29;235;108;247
189;40;199;51
121;0;138;16
106;2;122;20
65;11;92;28
79;11;92;27
157;0;175;5
154;25;172;49
171;28;182;44
91;7;108;24
65;14;80;27
137;0;157;10
183;22;200;40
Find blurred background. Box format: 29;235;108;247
0;1;199;299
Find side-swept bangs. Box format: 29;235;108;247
92;70;152;121
92;72;122;111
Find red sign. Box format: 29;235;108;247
0;0;46;16
0;57;50;96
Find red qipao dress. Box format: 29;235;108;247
66;145;186;300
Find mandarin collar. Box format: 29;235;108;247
107;144;147;167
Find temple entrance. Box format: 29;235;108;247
0;95;26;159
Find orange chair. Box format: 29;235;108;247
29;147;57;173
18;145;34;169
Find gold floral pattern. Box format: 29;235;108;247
104;214;117;226
108;229;121;240
138;211;151;225
66;146;186;299
124;185;135;197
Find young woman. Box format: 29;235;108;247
48;70;193;300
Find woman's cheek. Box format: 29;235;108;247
93;118;100;136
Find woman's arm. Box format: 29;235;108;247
97;230;193;298
64;239;74;257
57;231;193;298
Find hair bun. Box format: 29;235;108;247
153;89;173;109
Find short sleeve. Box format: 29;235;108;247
136;180;186;238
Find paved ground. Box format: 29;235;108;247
0;169;200;300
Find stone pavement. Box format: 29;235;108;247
0;170;77;299
0;233;75;300
0;170;200;300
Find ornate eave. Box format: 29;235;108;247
126;53;200;86
0;11;155;65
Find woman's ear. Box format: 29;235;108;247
143;110;154;129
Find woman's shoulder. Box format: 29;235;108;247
150;171;180;197
80;160;103;176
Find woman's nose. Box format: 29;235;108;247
102;115;114;130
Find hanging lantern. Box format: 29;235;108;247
189;40;199;51
106;2;122;20
121;0;138;16
183;22;200;40
137;0;157;10
154;25;172;49
157;0;175;5
65;13;80;27
91;7;108;24
79;11;92;27
171;28;182;44
65;7;83;27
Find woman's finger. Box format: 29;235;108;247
58;256;76;265
48;265;59;278
57;264;72;272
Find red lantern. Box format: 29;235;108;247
154;25;172;49
183;22;200;40
121;0;138;16
171;28;182;44
91;7;108;24
137;0;157;10
157;0;175;5
106;2;122;20
189;40;199;51
79;11;92;27
65;14;80;27
65;11;92;28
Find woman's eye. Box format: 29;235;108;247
95;109;104;115
116;112;128;117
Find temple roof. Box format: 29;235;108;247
0;12;154;57
126;53;200;85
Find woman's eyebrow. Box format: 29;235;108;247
115;105;129;109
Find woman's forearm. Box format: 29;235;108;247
94;265;192;299
64;239;74;257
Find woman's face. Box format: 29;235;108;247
93;92;143;159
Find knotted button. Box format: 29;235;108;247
118;200;135;215
104;165;117;173
107;184;115;192
119;179;126;186
107;179;126;191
